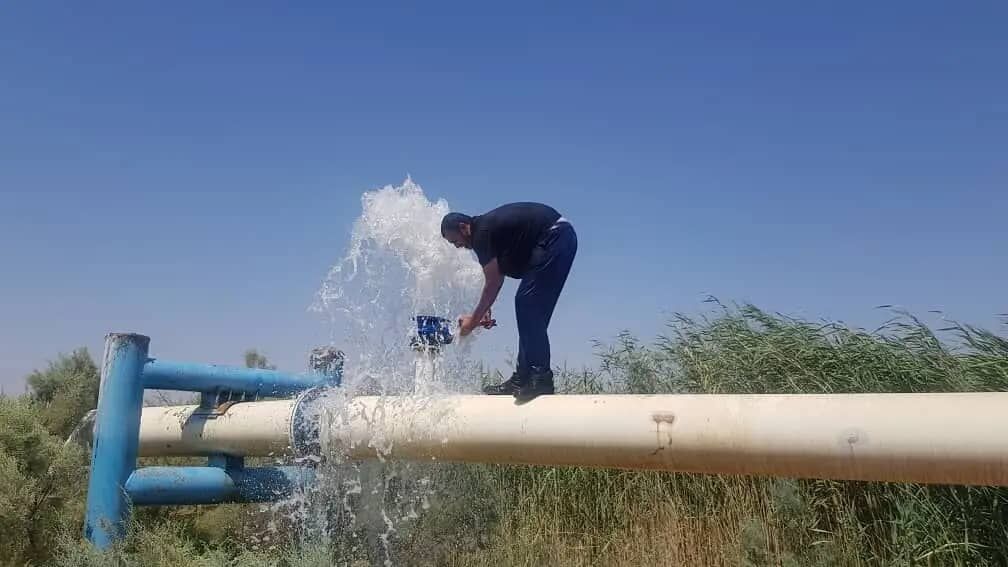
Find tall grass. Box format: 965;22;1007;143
445;302;1008;566
51;303;1008;566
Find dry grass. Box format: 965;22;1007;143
449;477;782;567
440;469;863;567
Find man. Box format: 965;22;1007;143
441;202;577;400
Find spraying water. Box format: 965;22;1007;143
292;178;504;564
313;176;490;396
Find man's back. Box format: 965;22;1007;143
471;202;561;278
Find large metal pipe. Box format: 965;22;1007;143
325;393;1008;486
138;393;1008;487
138;399;298;457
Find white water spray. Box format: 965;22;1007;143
300;178;503;564
313;177;489;396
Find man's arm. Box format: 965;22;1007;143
460;259;504;335
473;258;505;321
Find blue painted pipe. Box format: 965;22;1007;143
84;333;150;549
125;466;316;506
143;359;333;395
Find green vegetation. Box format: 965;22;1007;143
1;350;94;565
243;350;277;371
1;304;1006;566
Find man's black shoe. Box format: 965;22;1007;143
514;369;554;401
482;372;527;395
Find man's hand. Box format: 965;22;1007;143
460;259;504;338
480;309;497;329
458;310;496;337
458;315;479;337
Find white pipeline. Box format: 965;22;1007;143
138;399;297;457
139;393;1008;486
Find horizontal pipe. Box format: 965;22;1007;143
125;466;315;505
138;399;298;457
143;359;329;395
321;393;1008;486
136;393;1008;486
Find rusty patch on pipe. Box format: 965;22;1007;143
839;427;868;455
650;413;676;455
652;413;676;425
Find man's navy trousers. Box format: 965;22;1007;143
515;220;577;375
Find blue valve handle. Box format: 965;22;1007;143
414;315;454;346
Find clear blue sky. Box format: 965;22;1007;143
1;2;1005;391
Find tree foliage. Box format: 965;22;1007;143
0;396;89;565
243;349;276;370
26;348;100;439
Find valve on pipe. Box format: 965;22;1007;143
309;346;345;384
410;315;453;396
410;312;496;353
410;315;454;353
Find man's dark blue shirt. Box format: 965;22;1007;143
471;202;561;278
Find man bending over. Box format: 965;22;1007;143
440;202;577;401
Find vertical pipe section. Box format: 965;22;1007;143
84;333;150;549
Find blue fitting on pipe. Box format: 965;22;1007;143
411;315;453;351
84;333;150;549
143;360;334;396
83;334;337;550
125;466;316;506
